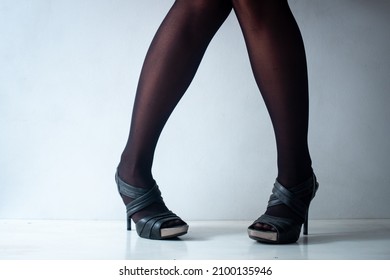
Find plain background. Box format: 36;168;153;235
1;0;390;221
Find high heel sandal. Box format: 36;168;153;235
115;172;189;240
248;174;319;244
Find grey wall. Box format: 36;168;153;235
1;0;389;220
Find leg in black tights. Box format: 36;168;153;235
118;0;314;234
118;1;233;227
232;0;313;231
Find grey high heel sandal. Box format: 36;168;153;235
115;172;189;240
248;174;319;244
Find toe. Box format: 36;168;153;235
253;222;277;232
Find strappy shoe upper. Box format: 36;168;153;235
248;174;319;244
266;174;318;222
115;172;188;239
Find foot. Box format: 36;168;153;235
253;175;315;233
116;169;186;230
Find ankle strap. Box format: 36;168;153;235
115;172;163;217
268;174;318;220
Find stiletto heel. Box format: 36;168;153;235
127;216;132;231
303;210;308;235
248;174;318;244
116;171;188;240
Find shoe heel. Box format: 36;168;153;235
127;215;132;231
303;210;309;235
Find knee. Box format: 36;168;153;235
232;0;288;19
232;0;287;10
175;0;232;15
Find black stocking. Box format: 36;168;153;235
232;0;313;230
117;1;233;225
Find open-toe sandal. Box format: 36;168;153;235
115;172;189;240
248;174;319;244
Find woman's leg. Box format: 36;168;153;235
118;0;232;225
232;0;313;231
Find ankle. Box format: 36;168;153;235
117;161;155;188
277;167;313;188
277;155;313;187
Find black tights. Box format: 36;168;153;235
118;0;313;229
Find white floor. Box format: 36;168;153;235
0;219;389;260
